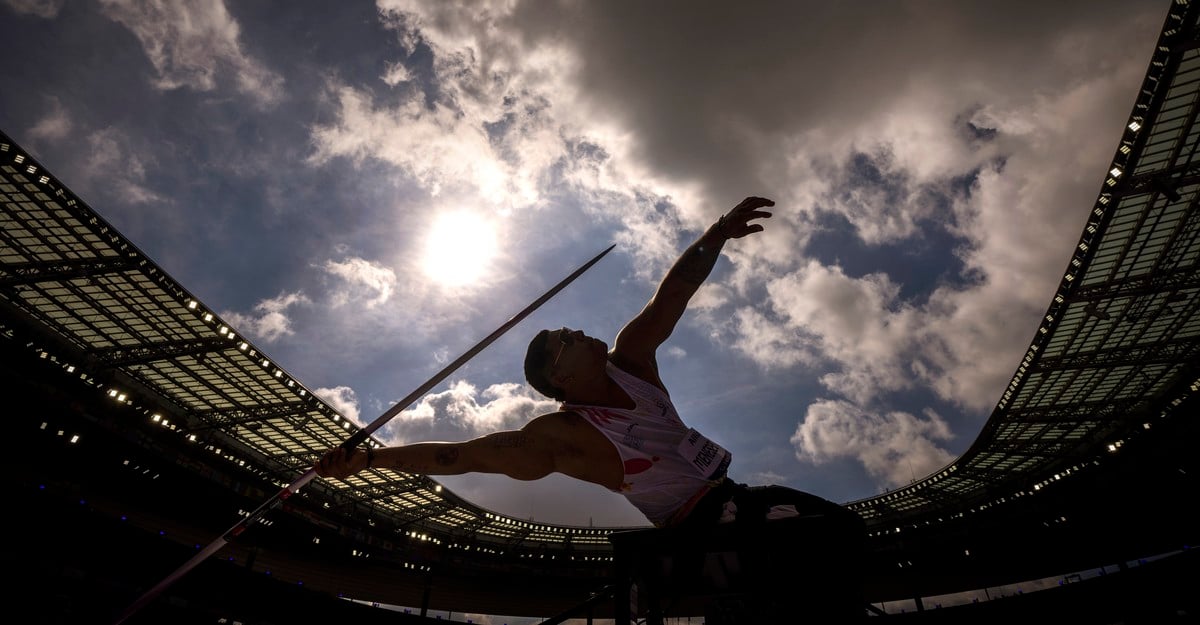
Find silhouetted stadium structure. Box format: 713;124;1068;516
6;2;1198;623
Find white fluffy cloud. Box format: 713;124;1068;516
98;0;283;106
314;385;361;424
792;399;956;489
322;257;397;308
767;262;921;404
221;291;310;343
385;380;558;445
726;306;818;371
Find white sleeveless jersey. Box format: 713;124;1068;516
562;361;731;526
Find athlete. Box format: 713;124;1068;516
317;196;862;534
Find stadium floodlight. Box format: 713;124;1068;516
1128;120;1142;131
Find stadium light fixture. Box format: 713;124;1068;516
1128;120;1141;132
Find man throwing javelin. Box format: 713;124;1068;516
317;197;863;536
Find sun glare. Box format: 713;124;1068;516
422;211;499;287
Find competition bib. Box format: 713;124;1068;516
677;428;730;480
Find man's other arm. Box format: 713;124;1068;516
612;197;773;379
315;413;568;481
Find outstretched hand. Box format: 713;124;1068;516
316;447;368;479
718;196;774;239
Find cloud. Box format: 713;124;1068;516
765;261;920;404
811;147;967;245
321;257;397;308
380;61;410;87
791;399;956;489
539;1;1161;205
713;26;1156;416
83;128;166;205
309;0;711;290
221;291;310;343
2;0;63;18
748;469;787;485
385;381;558;445
725;306;818;371
98;0;283;106
314;386;361;424
27;96;72;142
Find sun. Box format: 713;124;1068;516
422;211;499;287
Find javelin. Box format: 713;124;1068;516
115;244;616;624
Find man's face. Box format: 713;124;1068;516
547;327;604;377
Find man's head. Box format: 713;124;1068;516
524;329;564;400
524;327;602;401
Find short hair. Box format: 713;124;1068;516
524;329;564;401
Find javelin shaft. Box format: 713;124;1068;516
115;244;615;624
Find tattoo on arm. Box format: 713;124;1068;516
491;432;532;448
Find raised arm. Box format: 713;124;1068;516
611;196;773;379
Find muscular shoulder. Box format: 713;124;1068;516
524;411;611;457
526;411;623;489
523;410;588;436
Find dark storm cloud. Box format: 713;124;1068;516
521;0;1164;197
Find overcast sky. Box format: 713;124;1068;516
1;0;1170;528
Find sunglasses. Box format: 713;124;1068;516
552;328;575;367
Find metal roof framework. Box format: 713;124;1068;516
3;0;1198;582
845;1;1200;531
